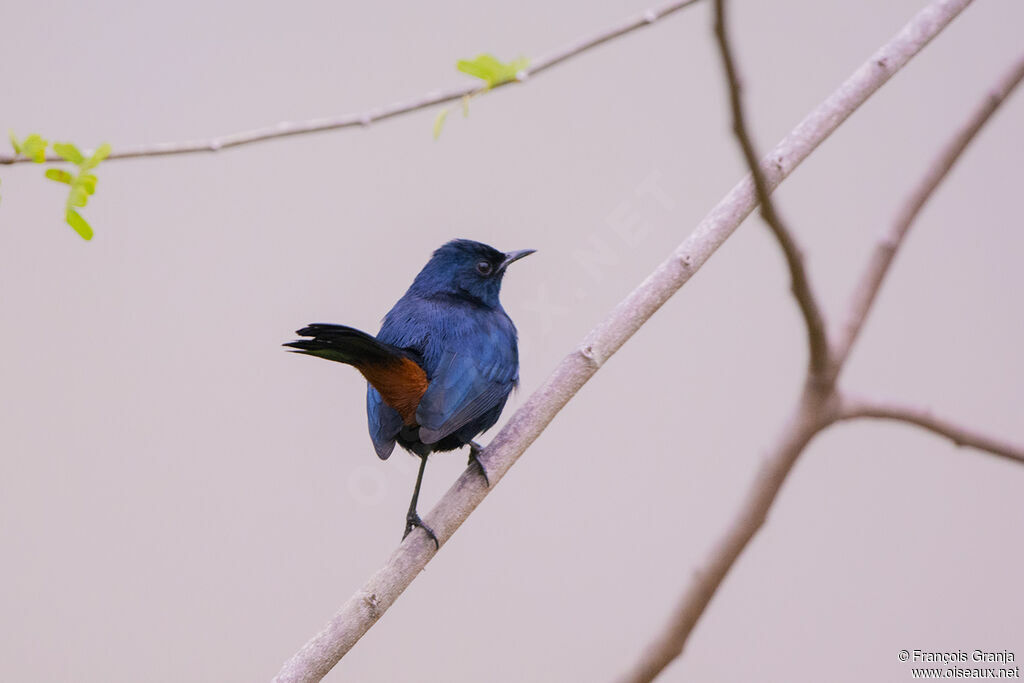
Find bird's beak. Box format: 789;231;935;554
499;249;537;272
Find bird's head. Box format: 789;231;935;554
410;239;535;308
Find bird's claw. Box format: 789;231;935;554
404;512;439;550
468;442;490;487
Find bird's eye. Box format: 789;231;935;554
476;260;493;276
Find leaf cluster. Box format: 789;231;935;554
433;54;529;140
9;132;111;240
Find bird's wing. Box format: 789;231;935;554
367;386;400;459
415;341;518;445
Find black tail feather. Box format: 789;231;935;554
284;323;415;367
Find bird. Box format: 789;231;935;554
285;239;535;548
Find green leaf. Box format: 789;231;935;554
53;142;84;165
457;54;502;85
82;142;111;170
22;134;49;163
65;208;94;241
9;130;21;154
432;108;449;141
45;168;74;185
68;186;89;207
456;53;529;89
77;173;98;194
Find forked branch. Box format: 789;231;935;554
614;2;1024;682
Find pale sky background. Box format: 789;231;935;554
2;1;1022;681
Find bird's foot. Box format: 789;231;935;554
467;442;490;487
403;512;439;550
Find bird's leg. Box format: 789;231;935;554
403;454;439;549
467;441;490;487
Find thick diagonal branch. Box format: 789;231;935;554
0;0;702;166
837;395;1024;465
713;0;830;378
831;51;1024;375
273;2;975;681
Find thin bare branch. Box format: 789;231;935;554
837;395;1024;465
831;51;1024;375
712;0;830;378
0;0;702;166
616;387;834;683
274;2;974;680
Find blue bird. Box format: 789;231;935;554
285;239;535;547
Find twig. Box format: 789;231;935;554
273;1;976;680
837;395;1024;465
831;50;1024;376
712;0;830;378
0;0;702;166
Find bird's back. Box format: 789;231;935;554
367;291;519;458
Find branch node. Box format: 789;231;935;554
578;343;601;367
643;9;658;23
876;235;900;254
360;591;380;619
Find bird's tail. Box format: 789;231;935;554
284;323;428;423
284;323;407;366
